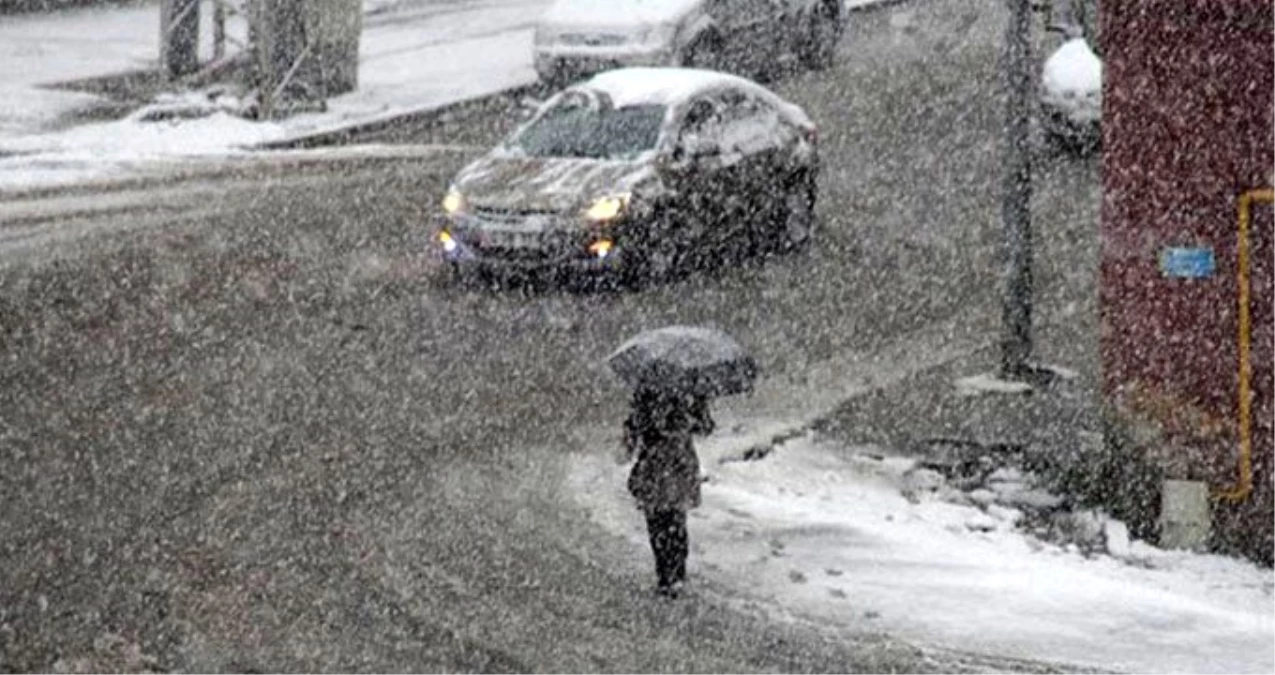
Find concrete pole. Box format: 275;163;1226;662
160;0;201;79
249;0;275;118
213;0;227;62
251;0;361;117
1000;0;1035;380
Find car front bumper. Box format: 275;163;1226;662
433;214;630;279
533;44;676;81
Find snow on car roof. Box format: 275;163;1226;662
1042;38;1102;96
577;68;816;129
541;0;701;26
580;67;778;109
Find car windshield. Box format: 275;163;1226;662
508;98;666;160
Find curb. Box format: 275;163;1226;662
253;83;543;151
717;301;1096;465
0;143;479;203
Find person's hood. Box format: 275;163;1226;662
452;153;658;215
539;0;702;31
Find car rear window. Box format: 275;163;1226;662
509;101;666;161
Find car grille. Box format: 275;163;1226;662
476;246;558;262
475;234;584;263
455;223;585;263
471;205;562;224
558;33;627;47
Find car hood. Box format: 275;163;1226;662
539;0;701;30
454;154;657;214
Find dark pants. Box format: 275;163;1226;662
644;508;688;589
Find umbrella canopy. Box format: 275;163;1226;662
608;326;758;398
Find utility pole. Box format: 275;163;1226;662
213;0;227;62
160;0;201;79
1000;0;1035;380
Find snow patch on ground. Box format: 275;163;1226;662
0;104;287;190
568;433;1275;675
955;373;1033;395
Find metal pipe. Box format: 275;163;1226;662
1218;187;1274;502
1000;0;1036;379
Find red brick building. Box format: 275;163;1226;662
1100;0;1273;562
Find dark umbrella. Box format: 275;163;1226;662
608;326;758;398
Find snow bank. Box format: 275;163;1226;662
0;102;287;190
3;104;284;160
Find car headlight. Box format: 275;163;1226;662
585;194;629;222
442;188;465;215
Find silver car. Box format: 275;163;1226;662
434;68;820;287
533;0;846;84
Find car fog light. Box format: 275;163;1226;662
588;239;614;259
585;194;629;222
439;231;458;253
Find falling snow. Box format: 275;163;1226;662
1;0;1271;673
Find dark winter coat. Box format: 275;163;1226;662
623;388;703;512
627;428;701;512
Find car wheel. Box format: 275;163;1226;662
801;2;841;70
680;31;722;71
776;174;816;253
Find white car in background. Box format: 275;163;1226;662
532;0;846;85
1038;23;1102;151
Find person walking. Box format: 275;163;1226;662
623;385;702;598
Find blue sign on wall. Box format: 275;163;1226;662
1160;247;1216;279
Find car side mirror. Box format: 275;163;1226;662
677;135;719;162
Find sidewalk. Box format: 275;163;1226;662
820;313;1104;491
0;0;548;192
565;315;1274;674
